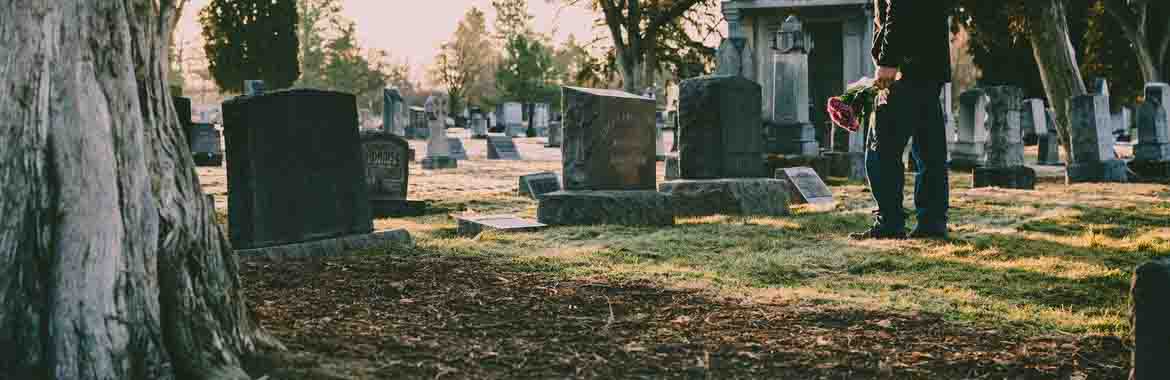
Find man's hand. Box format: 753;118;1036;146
875;66;898;89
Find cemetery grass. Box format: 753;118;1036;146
232;171;1167;379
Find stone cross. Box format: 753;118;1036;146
425;95;451;158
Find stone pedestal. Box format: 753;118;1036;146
1067;95;1127;183
658;179;791;217
235;229;412;260
537;191;673;226
1130;258;1170;380
470;116;489;139
974;166;1036;189
1038;109;1063;165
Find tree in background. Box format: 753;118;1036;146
431;7;495;114
1100;0;1170;84
200;0;301;93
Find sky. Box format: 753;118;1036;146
176;0;602;82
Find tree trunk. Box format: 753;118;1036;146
0;1;277;379
1024;0;1086;159
1104;1;1162;83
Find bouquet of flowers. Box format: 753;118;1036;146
826;77;884;133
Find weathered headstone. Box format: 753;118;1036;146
768;16;818;157
974;86;1036;189
501;102;525;137
1038;109;1063;165
534;103;551;137
487;136;522;160
360;131;425;217
1021;98;1046;146
1067;94;1127;183
1129;258;1170;380
223;89;373;250
538;191;673;226
518;172;561;198
664;154;680;181
422;95;458;169
677;75;766;179
776;167;835;207
191;122;223;166
951;88;990;169
382;87;406;136
561;86;656;190
1131;82;1170;180
455;214;547;236
448;138;468;160
828;122;866;180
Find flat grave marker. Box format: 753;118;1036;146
454;214;547;236
519;172;561;198
776;167;835;207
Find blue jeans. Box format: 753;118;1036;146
865;80;949;232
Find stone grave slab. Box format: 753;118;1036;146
519;172;561;198
454;214;547;236
235;228;412;259
775;167;835;207
658;179;791;217
448;138;468;160
223;89;372;250
537;191;673;226
562;86;656;190
487;136;522;160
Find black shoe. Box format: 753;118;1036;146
909;226;948;240
850;225;907;240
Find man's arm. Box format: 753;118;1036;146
875;0;917;68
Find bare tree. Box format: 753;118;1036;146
0;1;277;378
1024;0;1088;153
1101;0;1169;83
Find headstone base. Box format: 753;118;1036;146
1130;257;1170;380
766;122;819;156
371;200;429;218
658;179;792;217
193;153;224;167
825;152;865;181
664;155;680;181
537;191;673;226
973;166;1036;189
764;154;831;180
1128;160;1170;183
421;156;458;170
235;229;413;260
1067;159;1128;184
455;214;546;236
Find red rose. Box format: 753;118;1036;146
827;97;860;133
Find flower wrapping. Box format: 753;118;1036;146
826;77;884;133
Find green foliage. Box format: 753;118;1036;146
200;0;300;93
430;7;496;113
496;34;560;105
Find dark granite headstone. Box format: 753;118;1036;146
677;75;766;179
191;122;223;166
776;167;834;206
487;136;521;160
448;138;468;160
360;131;409;202
1130;258;1170;380
223;89;373;249
1131;83;1170;180
562;86;656;190
519;172;561;198
1038;109;1063;165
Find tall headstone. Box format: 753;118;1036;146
1021;98;1046;146
222;89;372;250
533;103;550;137
360;131;412;216
1067;94;1127;183
561;87;657;190
951;88;990;169
382;88;406;136
677;75;766;179
1130;258;1170;380
974;86;1035;189
1037;109;1063;165
941;83;955;144
422;95;457;169
408;106;429;140
768;16;818;157
1131;82;1170;180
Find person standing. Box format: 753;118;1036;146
852;0;952;240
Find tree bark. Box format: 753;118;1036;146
0;1;277;379
1024;0;1086;158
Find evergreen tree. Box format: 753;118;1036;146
200;0;301;93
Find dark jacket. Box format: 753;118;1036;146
872;0;952;85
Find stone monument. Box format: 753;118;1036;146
470;107;489;139
1129;257;1170;380
546;120;562;147
361;131;425;216
190;122;223;166
1066;94;1127;183
538;87;672;226
421;95;458;169
1037;109;1063;165
501;102;525;137
382;87;406;136
1131;82;1170;180
766;16;818;157
951;88;990;169
973;86;1035;189
1113;107;1133;142
1021;98;1046;146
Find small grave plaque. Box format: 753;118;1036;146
776;167;835;206
454;214;547;236
448;138;468;160
487;136;521;160
519;172;561;198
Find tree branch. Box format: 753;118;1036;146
1160;14;1170;69
646;0;704;37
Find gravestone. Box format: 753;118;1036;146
223;89;372;250
538;191;673;226
1090;77;1110;97
1113;107;1133;142
361;131;425;216
448;138;468;160
487;136;522;160
174;96;193;144
1067;94;1127;183
659;179;791;217
455;214;547;236
768;16;818;157
561;86;656;190
190;122;223;166
422;95;457;169
1131;82;1170;180
775;167;835;207
677;75;766;179
408;106;429;139
533;103;551;137
1130;258;1170;380
546;121;562;147
942;83;955;144
1021;98;1046;146
501;102;525;137
518;172;561;198
470;110;489;139
655;112;667;161
951;88;990;169
382;87;406;136
1038;109;1063;165
244;80;266;96
974;86;1035;189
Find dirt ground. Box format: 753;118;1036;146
204;130;1138;379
